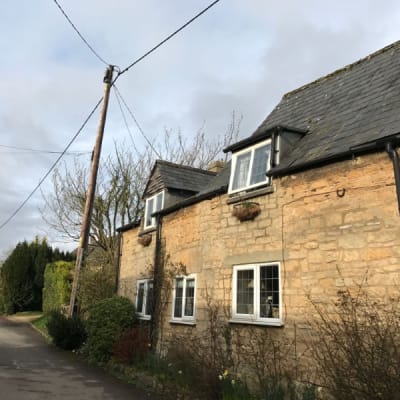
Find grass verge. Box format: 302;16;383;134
32;314;49;339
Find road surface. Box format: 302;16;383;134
0;316;159;399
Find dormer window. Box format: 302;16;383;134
144;191;164;229
228;139;271;194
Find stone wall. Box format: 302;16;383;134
118;151;400;369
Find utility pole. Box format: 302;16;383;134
68;65;114;317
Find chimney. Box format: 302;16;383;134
207;160;225;174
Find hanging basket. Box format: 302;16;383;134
138;233;152;247
232;201;261;222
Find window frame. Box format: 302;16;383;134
171;274;197;324
228;139;272;194
144;190;165;229
231;262;282;326
136;279;153;320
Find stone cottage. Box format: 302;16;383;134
117;41;400;368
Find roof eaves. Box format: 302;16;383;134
224;125;307;153
269;132;400;177
155;185;228;217
117;220;141;233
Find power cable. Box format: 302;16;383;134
3;0;221;230
52;0;110;66
0;144;90;156
112;87;142;156
0;98;103;231
113;85;162;158
115;0;221;80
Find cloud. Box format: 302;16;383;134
1;0;400;255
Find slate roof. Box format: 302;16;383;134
121;41;400;225
160;41;400;214
253;40;400;175
155;160;216;193
196;161;231;195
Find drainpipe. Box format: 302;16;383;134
150;214;163;351
385;142;400;213
115;231;122;294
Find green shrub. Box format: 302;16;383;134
42;261;74;312
84;296;136;363
46;310;86;350
77;264;116;315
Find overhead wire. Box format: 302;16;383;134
112;87;142;156
0;98;103;231
110;0;222;155
52;0;110;66
115;0;221;81
0;0;221;230
113;85;162;158
0;144;90;156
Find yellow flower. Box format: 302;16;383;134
231;379;236;385
223;369;229;377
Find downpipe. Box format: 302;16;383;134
385;142;400;213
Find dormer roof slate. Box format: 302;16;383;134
143;160;217;199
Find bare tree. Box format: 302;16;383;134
41;113;241;265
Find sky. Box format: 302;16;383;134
1;0;400;259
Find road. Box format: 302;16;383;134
0;316;159;399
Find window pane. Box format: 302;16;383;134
184;279;195;317
232;152;251;190
236;269;254;314
137;283;145;313
155;192;163;212
260;265;279;318
145;281;154;316
174;278;184;318
250;144;270;185
145;198;154;227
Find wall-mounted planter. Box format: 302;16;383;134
138;233;152;247
232;202;261;222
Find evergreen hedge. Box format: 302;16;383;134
42;261;74;312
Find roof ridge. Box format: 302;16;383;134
284;40;400;99
156;159;217;175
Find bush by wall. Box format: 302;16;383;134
84;296;137;363
46;309;86;350
42;261;74;312
310;287;400;400
112;324;151;364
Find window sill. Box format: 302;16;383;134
227;184;274;204
229;318;283;327
169;319;196;326
137;315;151;321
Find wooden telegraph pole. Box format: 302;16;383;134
68;65;114;317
